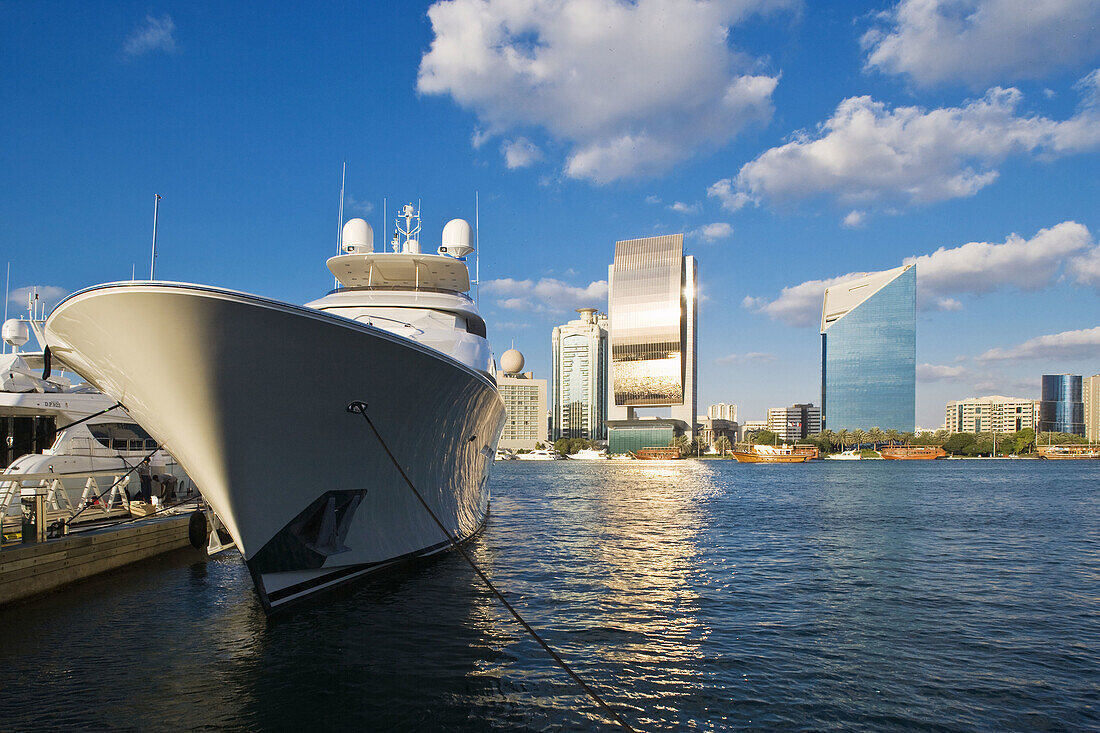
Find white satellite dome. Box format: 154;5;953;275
500;349;524;374
439;218;474;258
342;218;373;254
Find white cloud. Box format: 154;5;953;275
645;195;662;205
418;0;787;183
978;326;1100;361
707;178;752;211
719;73;1100;209
343;195;373;215
905;221;1095;300
7;286;68;311
669;201;701;215
694;222;733;242
745;221;1097;326
482;277;607;313
123;14;178;56
842;210;866;228
501;137;544;169
917;363;969;382
1069;238;1100;289
933;297;962;311
863;0;1100;88
716;351;776;364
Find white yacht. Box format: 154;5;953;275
825;449;862;461
515;449;565;461
568;448;608;460
44;206;506;612
1;320;188;517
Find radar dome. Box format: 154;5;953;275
439;218;474;258
500;349;525;374
342;218;373;254
2;319;29;348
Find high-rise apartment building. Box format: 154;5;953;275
1085;374;1100;442
766;403;821;442
1040;374;1085;435
707;403;737;421
551;308;609;441
606;234;697;454
820;264;915;432
496;349;548;450
944;396;1040;434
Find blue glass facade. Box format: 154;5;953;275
821;267;915;431
1039;374;1084;435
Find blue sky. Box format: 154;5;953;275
3;1;1099;428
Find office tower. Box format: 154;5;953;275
944;396;1040;433
605;234;697;454
1086;374;1100;442
707;403;737;422
820;264;915;432
766;403;821;442
551;308;609;441
496;349;548;450
1039;374;1085;435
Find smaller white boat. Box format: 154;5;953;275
609;453;635;461
826;449;862;461
494;448;517;461
568;448;608;460
515;449;565;461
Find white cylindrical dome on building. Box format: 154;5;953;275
500;348;525;375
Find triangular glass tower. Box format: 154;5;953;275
820;264;915;431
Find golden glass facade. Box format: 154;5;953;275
609;235;686;406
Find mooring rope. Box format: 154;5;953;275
346;401;636;732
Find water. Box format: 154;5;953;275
2;460;1098;731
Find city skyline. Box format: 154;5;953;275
3;2;1099;428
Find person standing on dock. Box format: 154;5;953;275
137;459;153;503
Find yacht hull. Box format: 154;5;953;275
44;283;506;611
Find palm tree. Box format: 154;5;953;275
901;432;916;445
835;429;850;450
669;434;689;456
817;429;835;453
885;429;900;446
851;429;867;450
714;435;732;456
867;427;885;449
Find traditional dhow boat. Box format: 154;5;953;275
44;205;506;611
879;445;946;460
730;443;810;463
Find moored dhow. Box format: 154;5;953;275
43;205;506;611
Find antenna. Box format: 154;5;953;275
3;262;8;354
149;194;161;280
475;191;481;305
336;162;346;289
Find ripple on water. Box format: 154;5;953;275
1;460;1098;731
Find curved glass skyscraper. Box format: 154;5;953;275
1039;374;1084;435
820;264;916;432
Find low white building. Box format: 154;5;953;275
944;396;1039;434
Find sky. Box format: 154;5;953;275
2;0;1099;429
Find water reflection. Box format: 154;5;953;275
2;461;1098;731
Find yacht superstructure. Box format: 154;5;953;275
44;205;506;611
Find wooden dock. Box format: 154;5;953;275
0;512;208;607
